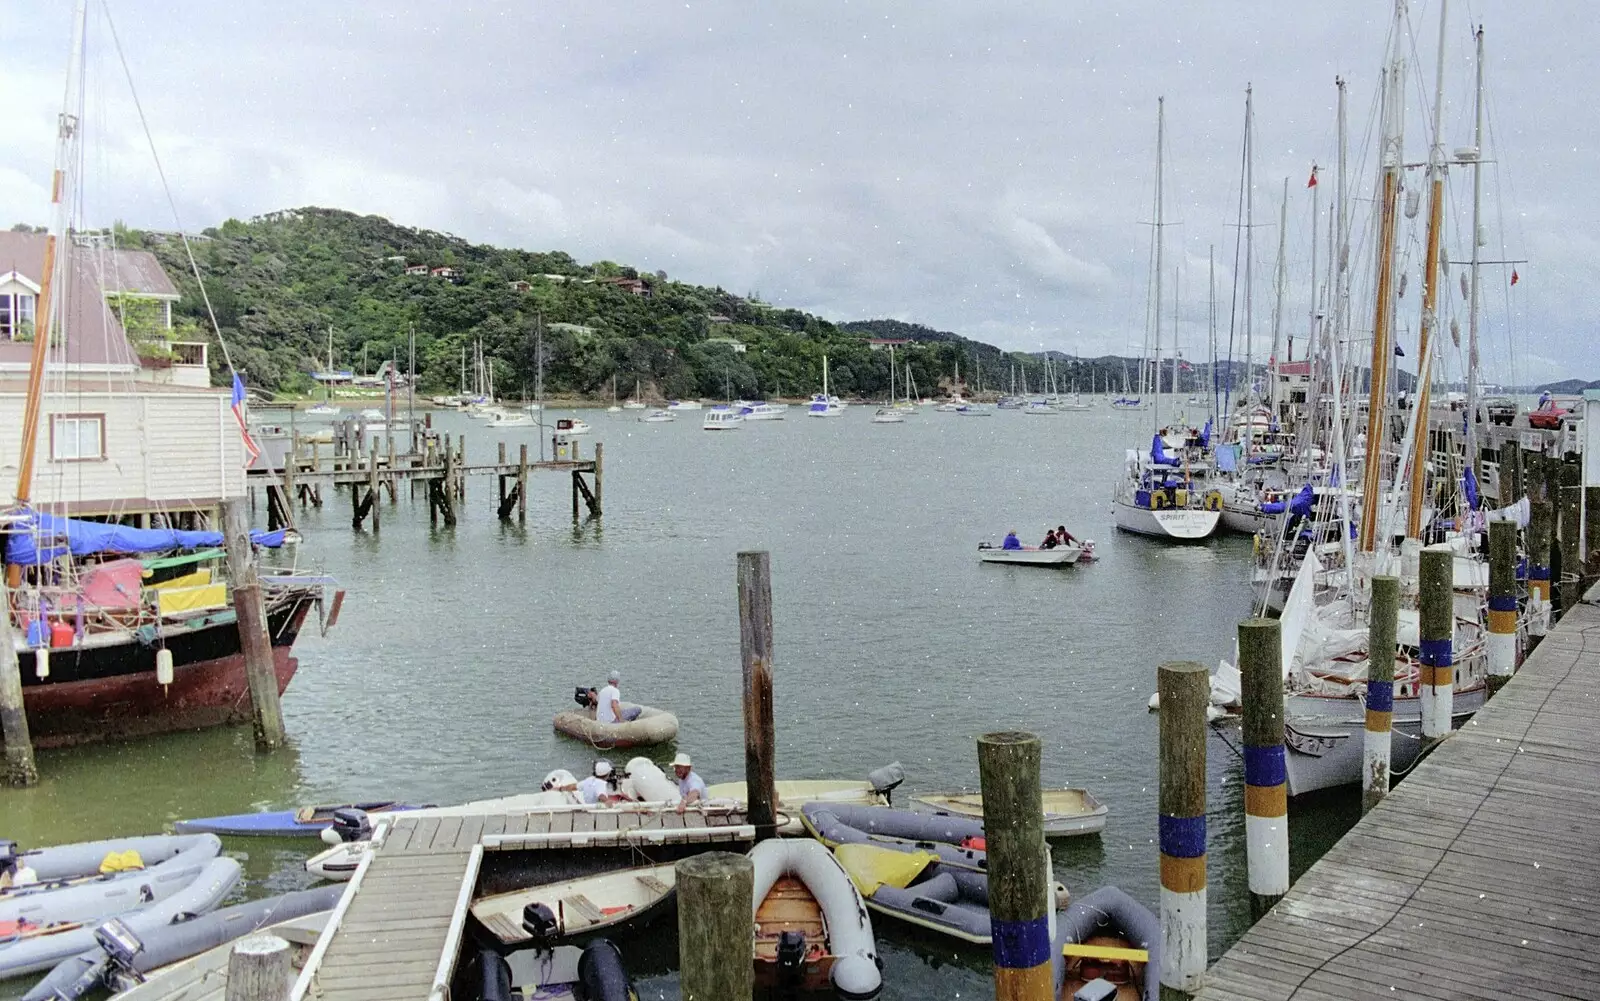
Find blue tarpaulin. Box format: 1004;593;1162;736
1289;484;1315;518
1463;468;1481;510
1150;434;1182;467
4;509;286;566
1200;419;1212;449
1214;444;1239;473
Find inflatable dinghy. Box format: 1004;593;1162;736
551;704;678;749
496;939;637;1001
0;857;240;978
22;884;341;1001
801;802;988;872
174;801;425;837
1;835;221;927
1054;886;1159;1001
749;838;880;999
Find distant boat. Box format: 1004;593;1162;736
977;543;1082;566
489;411;535;428
808;356;846;417
638;409;675;423
623;378;648;408
1023;400;1060;415
739;402;785;421
871;408;904;424
935;395;969;413
666;400;703;411
305;402;339;417
954;404;992;417
703;407;743;430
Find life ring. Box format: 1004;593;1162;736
1203;490;1224;512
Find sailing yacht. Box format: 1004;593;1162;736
807;355;846;417
1111;99;1221;541
623;378;647;409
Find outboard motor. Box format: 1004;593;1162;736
776;930;807;994
0;840;18;879
867;762;905;805
574;685;595;709
329;808;372;844
477;948;512;1001
577;938;636;1001
521;902;559;946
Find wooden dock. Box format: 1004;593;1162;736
1197;592;1600;1001
293;805;756;1001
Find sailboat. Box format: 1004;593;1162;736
807;356;845;417
306;327;342;416
606;375;622;413
623;379;647;409
1111;98;1221;541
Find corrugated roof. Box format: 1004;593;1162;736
100;248;180;298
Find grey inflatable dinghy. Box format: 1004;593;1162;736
22;884;342;1001
1053;886;1159;1001
801;803;988;872
1;836;222;924
0;856;240;979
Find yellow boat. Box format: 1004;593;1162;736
911;788;1107;837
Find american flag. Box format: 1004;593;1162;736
231;373;261;467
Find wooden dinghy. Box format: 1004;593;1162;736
912;787;1108;837
750;839;880;999
471;864;677;946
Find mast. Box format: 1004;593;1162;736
1208;245;1218;422
1464;25;1486;478
1358;2;1410;553
1406;0;1451;539
1330;76;1357;580
1243;85;1255;405
407;322;415;443
1269;177;1288;416
1307;163;1320;406
14;0;88;520
1152;96;1165;432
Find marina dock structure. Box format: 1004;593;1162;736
245;411;603;530
1196;586;1600;1001
293;805;756;1001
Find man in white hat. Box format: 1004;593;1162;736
577;760;621;805
595;670;641;725
672;752;706;813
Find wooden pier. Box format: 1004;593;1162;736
293;805;756;1001
1197;589;1600;1001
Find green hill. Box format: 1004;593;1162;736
126;207;1103;401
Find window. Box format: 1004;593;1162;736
0;292;35;339
51;414;105;461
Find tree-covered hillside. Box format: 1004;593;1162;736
124;207;1151;401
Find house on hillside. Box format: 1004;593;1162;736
384;255;407;264
0;230;245;520
867;338;912;351
707;314;733;325
706;336;747;353
547;322;597;337
598;276;648;296
508;280;532;292
430;266;463;282
404;264;429;276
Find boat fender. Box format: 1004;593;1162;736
155;648;174;687
477;948;512;1001
521;903;559;945
1204;490;1224;512
577;938;637;1001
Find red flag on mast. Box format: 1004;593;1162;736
1307;165;1319;188
1510;268;1520;286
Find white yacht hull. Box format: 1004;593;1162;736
1112;501;1220;540
978;546;1083;566
1219;503;1274;536
1283;685;1488;797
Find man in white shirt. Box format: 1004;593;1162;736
577;760;619;804
595;671;641;724
672;752;707;813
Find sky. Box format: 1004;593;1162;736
2;1;1595;385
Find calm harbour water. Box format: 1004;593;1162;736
2;405;1359;1000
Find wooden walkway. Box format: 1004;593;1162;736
1198;595;1600;1001
294;806;755;1001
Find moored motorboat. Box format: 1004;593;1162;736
551;703;680;748
738;402;785;421
488;412;536;429
702;407;743;430
870;408;904;424
471;863;677;947
174;801;425;838
912;788;1108;837
665;400;703;411
750;838;880;999
977;543;1083;566
1054;886;1159;1001
638;409;675;423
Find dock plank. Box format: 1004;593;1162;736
1197;600;1600;1001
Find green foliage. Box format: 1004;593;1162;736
127;206;1134;399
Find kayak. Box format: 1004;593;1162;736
173;801;428;837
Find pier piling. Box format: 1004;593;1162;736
1158;661;1208;998
223;499;286;750
977;731;1052;1001
736;551;777;842
1527;496;1553;647
1239;619;1287;912
0;575;39;786
224;934;291;1001
1586;485;1600;588
1487;521;1517;697
1558;463;1582;619
1364;575;1399;813
676;851;754;1001
517;444;528;520
1418;545;1454;741
1498;440;1522;506
594;442;604;516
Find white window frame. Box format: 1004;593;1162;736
50;413;106;462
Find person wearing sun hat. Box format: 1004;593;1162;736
578;759;622;804
672;752;706;812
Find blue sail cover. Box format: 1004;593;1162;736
4;509;287;566
1200;419;1212;449
1150;434;1182;467
1288;484;1315;518
1463;468;1481;510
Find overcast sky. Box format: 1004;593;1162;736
3;1;1594;384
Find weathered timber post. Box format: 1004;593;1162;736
225;934;290;1001
571;472;580;522
457;434;467;500
676;852;753;1001
1498;440;1522;506
222;499;286;750
736;551;777;842
977;731;1052;1001
497;442;507;509
1419;545;1454;741
1487;521;1518;697
1558;464;1582;619
1364;575;1399;813
593;442;604;516
1586;485;1600;587
0;574;39;785
517;444;528;521
1527;496;1553;647
1239;618;1287;913
1158;661;1208;998
367;440;381;532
